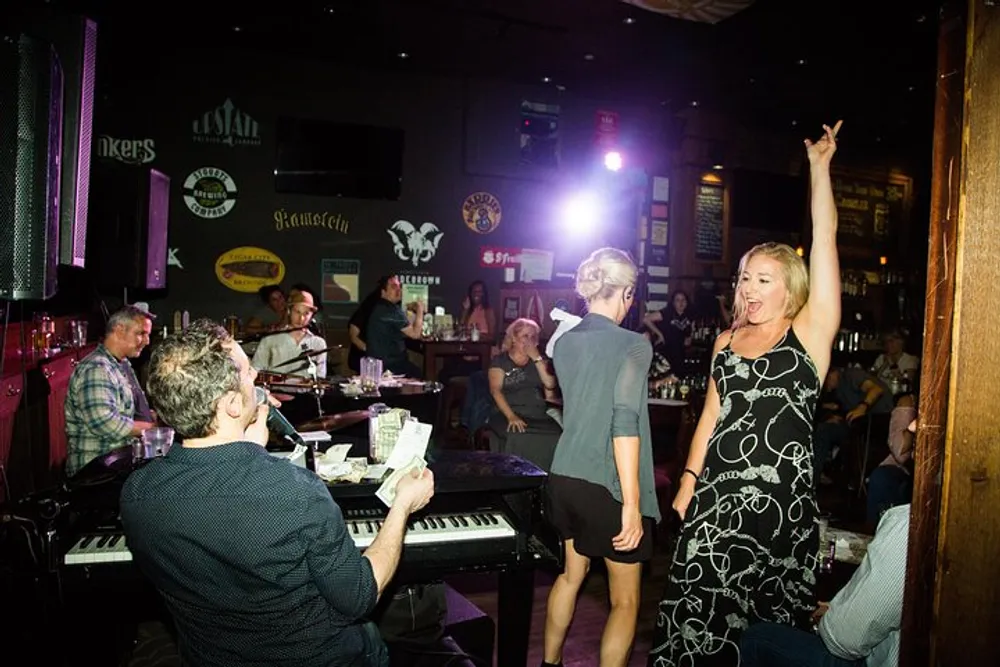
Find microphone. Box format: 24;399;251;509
254;386;306;447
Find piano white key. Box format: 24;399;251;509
66;511;515;565
347;511;516;549
64;533;132;565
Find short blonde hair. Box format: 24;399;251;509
732;242;809;327
501;318;540;353
575;247;638;304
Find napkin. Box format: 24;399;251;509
546;308;583;358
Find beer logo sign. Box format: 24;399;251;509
183;167;238;219
97;135;156;165
215;246;285;293
462;192;502;234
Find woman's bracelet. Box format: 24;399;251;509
682;468;700;482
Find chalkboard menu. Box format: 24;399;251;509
832;174;908;247
695;183;725;261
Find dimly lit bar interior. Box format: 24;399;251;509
2;0;997;665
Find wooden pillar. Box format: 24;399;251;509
904;1;1000;664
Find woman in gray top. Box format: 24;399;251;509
487;318;561;471
542;247;660;667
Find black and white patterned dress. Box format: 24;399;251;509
650;328;821;667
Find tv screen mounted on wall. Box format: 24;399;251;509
274;116;404;200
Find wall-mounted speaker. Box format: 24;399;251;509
0;33;64;301
53;16;97;269
14;7;97;270
88;164;171;291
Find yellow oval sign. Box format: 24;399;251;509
215;246;286;293
462;192;502;234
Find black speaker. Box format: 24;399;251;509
88;164;171;290
52;15;97;269
15;8;98;269
0;32;64;301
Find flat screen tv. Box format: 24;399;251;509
274;116;404;200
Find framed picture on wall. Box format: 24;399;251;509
503;296;520;322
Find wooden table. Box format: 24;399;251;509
421;340;493;382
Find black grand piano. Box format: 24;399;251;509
35;443;560;666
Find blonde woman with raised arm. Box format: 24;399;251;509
650;121;844;667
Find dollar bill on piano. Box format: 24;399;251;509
375;455;427;508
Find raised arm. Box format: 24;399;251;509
796;120;843;379
400;301;425;340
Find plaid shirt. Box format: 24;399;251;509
64;344;136;476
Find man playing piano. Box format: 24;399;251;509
64;305;157;476
121;320;434;667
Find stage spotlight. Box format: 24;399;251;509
561;192;601;230
603;151;623;171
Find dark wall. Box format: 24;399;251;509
94;38;662;328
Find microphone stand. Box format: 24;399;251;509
307;355;325;418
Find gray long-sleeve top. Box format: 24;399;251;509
551;313;661;522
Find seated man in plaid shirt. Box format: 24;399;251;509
64;306;156;476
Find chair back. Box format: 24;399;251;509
0;373;24;502
39;355;76;470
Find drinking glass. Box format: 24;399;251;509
69;320;88;348
367;403;392;463
140;427;175;458
360;357;383;392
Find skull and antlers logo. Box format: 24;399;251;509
387;220;444;267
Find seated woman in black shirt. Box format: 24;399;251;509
487;318;561;471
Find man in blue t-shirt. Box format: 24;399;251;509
365;275;425;377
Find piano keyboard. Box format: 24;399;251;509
65;533;132;565
347;510;516;549
65;511;516;565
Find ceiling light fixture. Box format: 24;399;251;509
542;76;551;83
397;52;410;59
623;17;636;25
232;26;242;32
